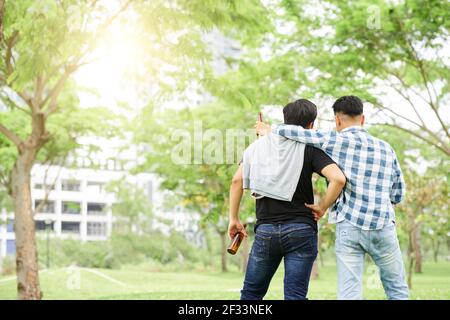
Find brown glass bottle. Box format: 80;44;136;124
256;112;263;137
227;232;245;255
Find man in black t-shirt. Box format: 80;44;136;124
228;99;346;300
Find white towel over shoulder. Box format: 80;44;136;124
242;133;306;202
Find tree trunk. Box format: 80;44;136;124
412;223;423;273
202;226;214;269
434;241;440;263
219;232;228;272
11;150;42;300
407;256;414;289
407;229;414;289
240;235;249;274
318;233;325;267
431;238;440;263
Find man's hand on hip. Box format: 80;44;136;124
305;203;327;221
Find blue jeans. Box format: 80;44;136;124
335;219;409;300
241;223;318;300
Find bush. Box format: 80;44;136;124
1;255;15;276
34;231;206;270
168;233;201;263
36;237;119;269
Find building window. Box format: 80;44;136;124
34;200;55;214
87;182;104;194
62;201;81;214
87;203;106;215
35;220;54;232
7;219;14;233
87;222;107;236
61;222;80;234
61;179;81;192
6;240;15;255
34;183;55;191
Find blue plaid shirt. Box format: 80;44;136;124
275;125;406;230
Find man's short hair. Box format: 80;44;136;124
283;99;317;128
332;95;363;116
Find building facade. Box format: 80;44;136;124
0;164;154;258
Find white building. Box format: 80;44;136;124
0;164;155;258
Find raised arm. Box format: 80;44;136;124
255;122;332;149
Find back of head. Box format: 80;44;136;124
332;95;363;116
283;99;317;128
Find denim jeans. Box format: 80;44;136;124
335;219;409;300
241;223;318;300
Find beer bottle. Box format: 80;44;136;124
227;231;245;255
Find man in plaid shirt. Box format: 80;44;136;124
257;96;409;299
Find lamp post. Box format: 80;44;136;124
44;219;52;269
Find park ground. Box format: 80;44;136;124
0;261;449;300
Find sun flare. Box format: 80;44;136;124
75;24;143;104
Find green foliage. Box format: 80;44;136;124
136;102;257;225
36;238;118;269
370;125;450;256
212;0;449;155
0;255;15;276
110;234;173;265
35;231;204;270
107;179;153;233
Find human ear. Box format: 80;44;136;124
335;114;340;127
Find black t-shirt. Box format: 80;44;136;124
255;145;335;231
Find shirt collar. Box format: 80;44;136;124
341;125;366;133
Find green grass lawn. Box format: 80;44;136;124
0;262;449;300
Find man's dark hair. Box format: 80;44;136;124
283;99;317;128
332;95;363;116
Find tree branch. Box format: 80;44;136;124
373;101;423;128
34;157;65;214
0;0;5;43
0;123;23;147
42;1;133;117
0;91;31;115
387;80;426;127
5;31;18;76
415;58;449;140
371;121;450;157
394;15;450;141
32;76;45;110
386;71;428;126
42;65;77;117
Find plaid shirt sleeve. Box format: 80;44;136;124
390;151;406;205
274;124;332;148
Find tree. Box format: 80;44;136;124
129;1;270;272
107;179;153;234
136;103;257;272
398;172;447;287
214;0;449;156
0;0;135;299
0;0;270;298
422;178;449;262
372;124;449;287
293;0;449;155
